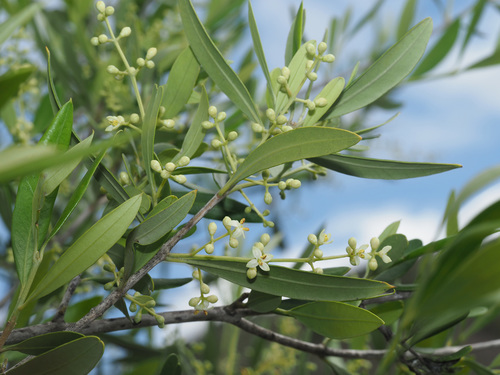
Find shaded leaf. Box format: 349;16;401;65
288;301;384;339
247;290;282;313
2;332;83;355
309;153;461;180
0;66;36;110
0;3;40;45
220;127;361;194
160;353;182;375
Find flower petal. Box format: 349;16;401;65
259;262;270;272
246;259;258;268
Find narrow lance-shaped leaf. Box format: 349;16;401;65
180;259;393;301
328;18;433;118
162;46;200;119
0;66;36;110
11;101;73;286
142;85;164;195
178;0;262;125
308;153;461;180
219;127;361;194
0;3;40;45
26;195;142;302
172;86;208;163
248;0;275;108
288;301;384;339
396;0;416;41
284;1;304;66
460;0;487;56
6;336;104;375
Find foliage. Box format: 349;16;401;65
0;0;499;374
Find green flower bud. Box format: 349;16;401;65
156;315;165;328
119;27;132;38
150;160;162;172
165;162;176;172
260;233;271;245
97;13;105;21
160;170;170;179
305;43;316;56
146;47;158;60
318;42;327;54
172;175;187;184
216;112;227;122
307;72;318;81
127;66;137;76
370;237;380;251
202;120;214;129
314;267;324;274
159;106;166;117
282;125;293;132
206;295;218;303
222;216;232;229
103;263;115;272
308;234;318;245
247;267;257;279
261;169;270;179
289;179;301;189
189;297;200;307
136;57;145;67
130;113;140;123
306;100;316;111
105;6;114;16
277;75;287;85
314;97;328;107
264;192;273;205
262;209;270;216
106;65;119;74
251;122;264;133
266;221;275;228
278;181;287;190
145;300;156;308
104;281;115;290
129;303;137;312
98;34;108;44
205;243;214;254
134;310;143;323
254;242;264;251
200;283;210;294
369;257;378;271
265;108;276;121
163;119;175;129
314;249;323;258
227;131;238;141
119;171;130;185
322;54;335;63
96;1;106;12
178;156;190;167
281;66;290;79
90;37;99;46
211;138;222;148
192;269;201;279
145;60;155;69
229;237;239;248
276;115;287;125
244;206;252;214
348;238;357;248
306;59;314;70
208;106;217;118
208;222;217;235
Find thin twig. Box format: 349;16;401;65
52;275;81;322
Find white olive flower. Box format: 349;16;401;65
377;246;392;263
228;218;249;239
105;115;125;132
317;229;333;246
345;237;369;266
246;246;273;272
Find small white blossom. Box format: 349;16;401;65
105;115;125;132
228;218;249;238
346;237;369;266
378;246;392;263
246;246;273;272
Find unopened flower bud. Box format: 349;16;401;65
189;297;200;307
260;233;271;245
307;72;318;81
127;66;137;76
369;257;378;271
97;13;105;21
208;106;217;118
206;295;218;303
96;1;106;13
306;100;316;111
314;249;323;258
130;113;140;123
370;237;380;251
145;60;155;69
98;34;108;44
106;65;120;74
160;170;170;179
129;303;137;312
322;54;335;63
276;115;287;125
156;315;165;328
348;238;357;249
252;122;264;133
145;300;156;308
200;283;210;294
227;131;238;141
244;206;252;214
150;160;162;172
265;108;276;121
247;267;257;279
277;75;287;85
165;162;176;172
119;27;132;38
281;66;290;79
104;281;115;290
136;57;145;67
205;243;214;254
90;37;99;46
162;118;174;128
262;209;270;216
289;179;301;189
159;106;166;117
229;237;239;248
134;310;143;323
318;42;327;54
119;171;130;185
314;267;324;274
282;125;293;132
211;139;222;148
305;43;316;56
308;234;318;245
223;216;232;229
202;120;214;129
264;192;272;205
178;156;190;167
146;47;158;60
105;6;114;16
278;181;287;190
314;97;328;107
306;59;314;70
216;112;226;122
192;269;201;279
172;175;187;184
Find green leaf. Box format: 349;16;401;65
303;77;344;126
276;40;315;114
180;259;393;301
2;332;84;355
11;101;74;286
396;0;416;41
0;66;36;110
368;300;403;326
172;86;208;163
142;85;164;194
220;127;361;194
160;354;182;375
5;336;104;375
131;190;197;246
153;277;192;290
460;0;487;56
328;18;433;117
247;290;282;313
42;133;93;196
287;301;384;339
26;195;142;302
248;0;275;108
284;2;304;66
308;153;461;180
64;296;103;323
179;0;262;125
368;234;408;277
162;46;200;119
412;18;460;77
378;221;400;242
461;358;495;375
0;3;40;46
172;166;227;175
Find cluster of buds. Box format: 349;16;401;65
345;237;392;271
150;156;190;184
245;234;272;279
202;106;237;149
278;178;301;200
128;291;165;328
105;113;139;132
204;222;218;254
189;269;218;311
90;2;131;47
307;229;334;274
264;108;293;134
222;216;249;248
157;106;176;130
102;262;123;290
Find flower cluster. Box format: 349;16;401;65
128;291;165;328
245;233;272;279
307;229;334;274
346;237;392;271
189;268;218;311
223;216;249;248
150;156;190;184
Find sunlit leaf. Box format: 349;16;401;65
287;301;384;339
309;153;461;180
284;2;304;66
396;0;416;40
328;18;432;117
460;0;487;56
220;127;361;194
